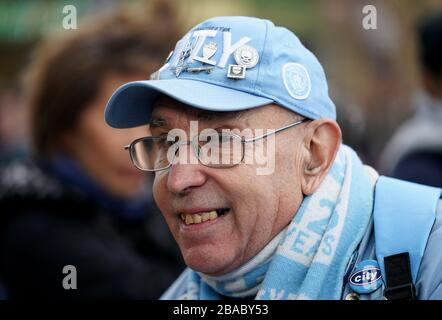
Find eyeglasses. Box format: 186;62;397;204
124;119;310;172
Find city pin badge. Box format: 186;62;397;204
186;66;215;74
194;42;218;65
234;45;259;69
227;64;246;79
174;38;195;77
349;260;383;295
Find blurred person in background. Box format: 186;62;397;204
0;2;185;299
381;11;442;187
0;84;28;159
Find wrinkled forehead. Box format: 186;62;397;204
150;94;250;127
151;95;200;118
149;95;300;134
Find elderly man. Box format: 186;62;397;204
105;17;442;300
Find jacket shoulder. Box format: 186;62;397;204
374;176;441;283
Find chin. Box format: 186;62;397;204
181;244;239;276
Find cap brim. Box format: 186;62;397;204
105;79;273;128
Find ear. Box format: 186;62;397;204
300;119;342;196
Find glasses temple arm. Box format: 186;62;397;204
242;119;309;143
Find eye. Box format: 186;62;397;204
203;132;230;144
164;139;175;147
218;133;231;144
164;137;177;147
152;136;175;151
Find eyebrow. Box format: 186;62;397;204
150;118;166;128
196;110;248;121
149;109;249;128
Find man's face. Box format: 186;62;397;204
150;95;307;276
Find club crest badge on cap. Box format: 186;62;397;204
282;62;311;100
194;42;218;65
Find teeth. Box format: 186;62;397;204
194;214;202;223
202;212;210;222
209;211;218;220
185;215;194;225
181;210;221;225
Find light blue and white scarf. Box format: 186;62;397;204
186;145;378;300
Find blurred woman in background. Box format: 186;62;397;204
0;1;184;299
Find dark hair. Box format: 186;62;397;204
24;1;181;156
417;11;442;80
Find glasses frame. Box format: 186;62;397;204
124;118;310;172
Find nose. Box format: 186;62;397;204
166;143;207;195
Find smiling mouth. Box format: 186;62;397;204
180;208;230;225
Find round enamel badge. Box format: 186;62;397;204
349;260;383;295
282;63;311;100
234;45;259;69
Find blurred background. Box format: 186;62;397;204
0;0;441;300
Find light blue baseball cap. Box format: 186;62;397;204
105;16;336;128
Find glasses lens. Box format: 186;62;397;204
198;132;243;168
131;136;173;171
